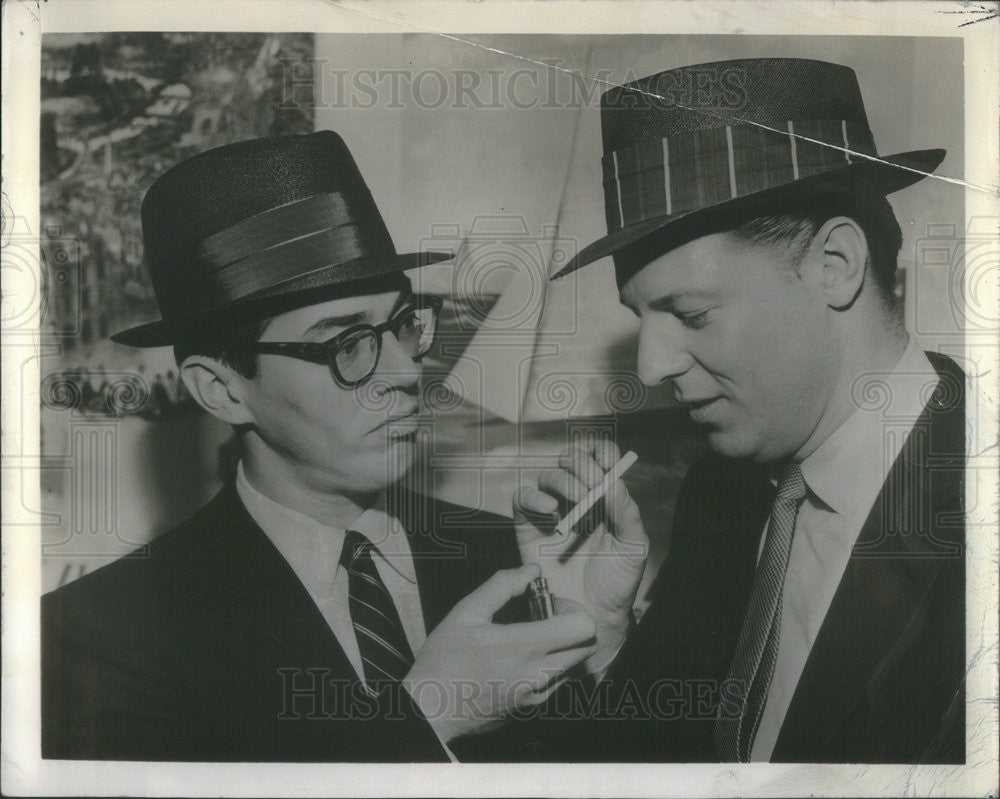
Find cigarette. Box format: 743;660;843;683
554;450;638;536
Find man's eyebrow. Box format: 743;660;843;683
302;312;369;339
389;290;415;317
300;292;416;340
644;291;717;312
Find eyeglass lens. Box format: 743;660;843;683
334;306;437;383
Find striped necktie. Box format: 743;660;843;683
340;529;415;691
715;462;807;761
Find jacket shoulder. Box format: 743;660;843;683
392;487;517;547
42;484;249;632
923;350;966;459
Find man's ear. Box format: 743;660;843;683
179;356;256;426
812;216;869;310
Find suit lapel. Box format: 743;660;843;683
216;482;516;664
772;358;965;761
208;483;358;677
409;511;468;631
392;487;521;632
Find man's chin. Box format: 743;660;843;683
385;433;420;475
337;436;419;494
706;430;796;465
705;429;759;461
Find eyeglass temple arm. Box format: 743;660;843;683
249;342;330;365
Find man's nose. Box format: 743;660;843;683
636;317;694;387
374;330;421;390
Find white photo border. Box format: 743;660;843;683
2;1;997;796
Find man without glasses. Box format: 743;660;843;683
519;58;965;763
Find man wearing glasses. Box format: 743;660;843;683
41;132;601;762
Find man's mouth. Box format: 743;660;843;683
680;396;723;423
373;408;420;435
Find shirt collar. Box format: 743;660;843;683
352;497;418;584
235;462;417;584
798;337;938;527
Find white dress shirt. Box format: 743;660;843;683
750;337;940;760
234;463;428;686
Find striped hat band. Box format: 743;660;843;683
602;118;876;233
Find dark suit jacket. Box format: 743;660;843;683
42;484;522;761
539;351;966;763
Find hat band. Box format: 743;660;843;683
153;192;396;316
602;119;877;232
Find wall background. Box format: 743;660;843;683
38;33;315;590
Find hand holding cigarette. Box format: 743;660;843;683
512;440;649;677
554;450;639;536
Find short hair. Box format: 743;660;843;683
733;189;903;312
173;313;273;379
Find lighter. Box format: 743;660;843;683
527;577;555;621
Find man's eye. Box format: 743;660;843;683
678;309;711;328
392;308;422;335
337;332;371;360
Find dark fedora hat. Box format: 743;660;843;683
553;58;945;279
112;131;451;347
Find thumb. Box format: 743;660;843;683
513;487;562;562
455;563;542;621
606;478;646;546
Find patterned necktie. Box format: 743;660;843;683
714;462;807;761
340;530;415;691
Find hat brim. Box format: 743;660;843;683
111;250;452;348
554;148;946;278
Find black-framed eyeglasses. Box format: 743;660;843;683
245;296;442;389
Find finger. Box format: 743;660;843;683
517;662;579;697
455;564;542;621
513;486;560;527
508;645;599;705
538;641;597;676
559;447;606;490
500;611;597;653
537;468;590;507
594;439;622;471
518;676;569;706
507;671;566;708
514;486;568;559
